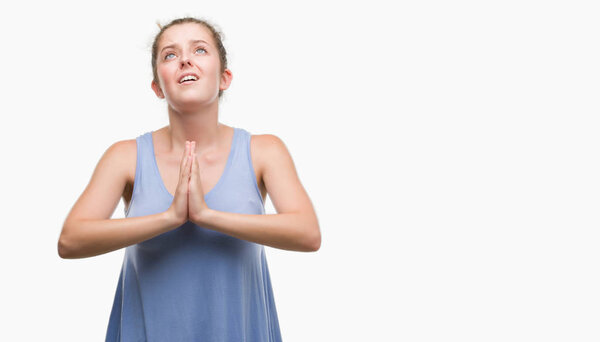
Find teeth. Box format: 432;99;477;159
180;75;198;83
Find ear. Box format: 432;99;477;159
151;80;165;99
219;69;233;92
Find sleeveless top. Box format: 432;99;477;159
105;127;282;342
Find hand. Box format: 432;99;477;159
188;141;210;225
166;141;193;226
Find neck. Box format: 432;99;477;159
165;101;222;154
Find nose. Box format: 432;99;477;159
180;54;193;67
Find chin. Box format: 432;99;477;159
170;94;218;112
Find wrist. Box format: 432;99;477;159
191;208;214;227
162;209;185;230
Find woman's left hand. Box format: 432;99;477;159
188;142;210;225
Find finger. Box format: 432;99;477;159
192;153;197;175
187;153;195;186
186;153;192;174
181;143;190;177
186;155;192;192
174;156;188;199
190;144;195;174
180;141;190;170
188;154;194;190
179;155;190;186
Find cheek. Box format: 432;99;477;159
158;68;169;82
158;75;173;91
157;64;173;83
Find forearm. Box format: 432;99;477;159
58;211;181;259
195;210;320;252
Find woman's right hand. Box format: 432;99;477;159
166;141;193;227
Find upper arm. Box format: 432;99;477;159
253;134;317;221
63;139;136;226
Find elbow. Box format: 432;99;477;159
306;224;321;252
58;227;77;259
58;237;71;259
310;233;321;252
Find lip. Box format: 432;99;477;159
178;72;200;84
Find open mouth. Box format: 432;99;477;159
179;74;199;84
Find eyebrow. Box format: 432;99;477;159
160;40;210;53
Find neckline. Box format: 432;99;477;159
148;127;237;200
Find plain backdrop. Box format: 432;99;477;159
1;0;598;341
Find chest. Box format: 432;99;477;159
122;141;266;207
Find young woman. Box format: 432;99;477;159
58;17;320;341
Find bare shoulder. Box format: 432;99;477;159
250;133;289;154
96;138;135;180
64;138;137;224
96;138;138;198
109;138;136;155
250;134;293;170
250;132;319;250
111;138;137;184
250;132;300;185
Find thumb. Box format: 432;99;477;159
186;154;193;190
190;153;198;187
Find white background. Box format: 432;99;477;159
1;0;598;341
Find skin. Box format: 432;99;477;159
58;22;320;258
151;23;320;251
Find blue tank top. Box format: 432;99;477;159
105;127;282;341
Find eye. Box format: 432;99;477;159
164;52;175;60
195;47;207;54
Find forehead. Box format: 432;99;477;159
159;23;214;48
